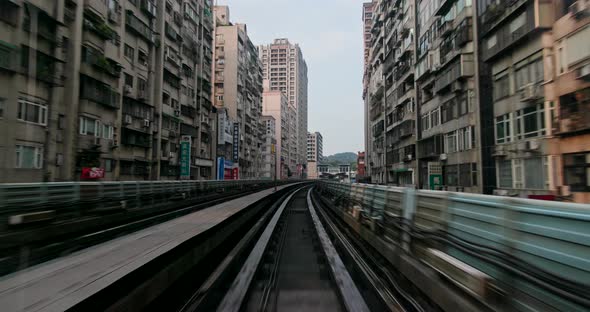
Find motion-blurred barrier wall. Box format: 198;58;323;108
315;180;590;312
0;180;291;229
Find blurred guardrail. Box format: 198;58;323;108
0;180;289;229
315;180;590;312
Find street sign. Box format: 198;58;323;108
429;174;443;190
180;135;191;179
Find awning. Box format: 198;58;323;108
0;40;17;50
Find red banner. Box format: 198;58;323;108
81;167;105;180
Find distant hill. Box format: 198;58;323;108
321;152;357;167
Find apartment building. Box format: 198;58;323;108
307;131;323;179
0;0;215;183
213;5;264;179
262;88;291;179
362;2;374;182
367;0;386;184
414;0;481;192
384;0;417;186
550;1;590;203
260;115;276;179
259;38;308;178
364;0;589;202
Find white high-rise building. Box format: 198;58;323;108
259;39;308;178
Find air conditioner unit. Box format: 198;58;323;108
169;130;177;137
520;83;540;101
576;64;590;81
569;1;589;18
124;85;133;95
174;110;181;117
451;81;463;92
492;145;507;157
404;154;413;161
439;153;448;161
526;139;540;150
517;142;528;151
493;189;509;196
124;114;133;125
143;119;150;127
169;152;177;158
108;140;118;149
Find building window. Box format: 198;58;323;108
17;100;48;125
564;153;590;192
444;131;457;153
493;73;510;100
138;50;148;66
524;157;547;189
124;44;134;60
125;73;133;87
497;159;512;188
431;108;440;127
104;159;115;172
515;104;545;139
102;124;114;139
421;114;430;131
515;57;544;90
15;145;43;169
79;116;101;137
495;113;512;144
497;157;548;189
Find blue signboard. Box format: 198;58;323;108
217;157;225;180
180;135;191;179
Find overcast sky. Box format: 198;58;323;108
217;0;365;156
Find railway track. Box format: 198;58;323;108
176;186;430;311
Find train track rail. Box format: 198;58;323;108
179;186;429;311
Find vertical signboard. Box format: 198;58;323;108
180;135;191;179
217;112;226;145
232;122;240;163
217;157;225;180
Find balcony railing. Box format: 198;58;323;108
80;75;120;109
125;11;152;41
434;56;474;93
83;46;121;77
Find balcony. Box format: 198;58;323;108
82;46;122;77
83;11;119;42
125;11;152;42
481;0;528;35
557;89;590;135
21;47;65;86
0;41;18;72
438;20;453;38
434;55;474;93
140;0;157;18
84;0;108;18
80;75;120;109
181;105;197;118
121;128;151;148
165;22;179;41
481;0;553;61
